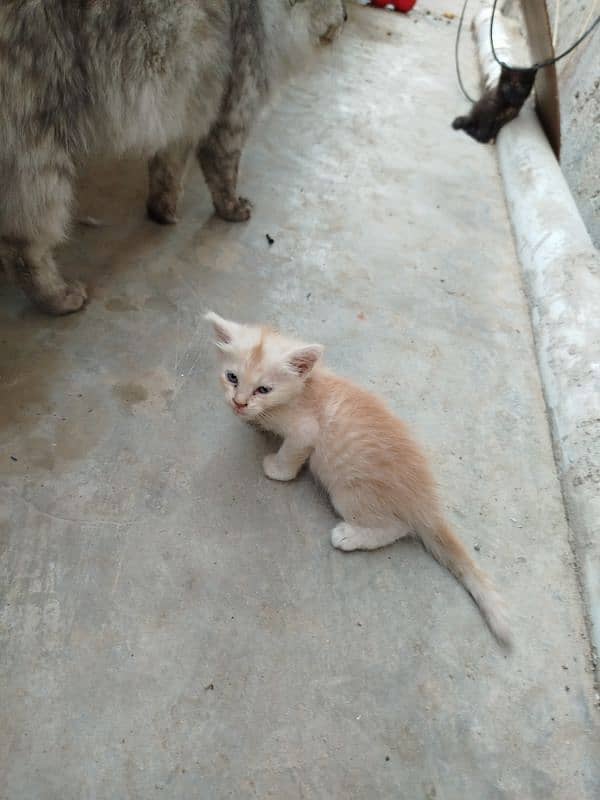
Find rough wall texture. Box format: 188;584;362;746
545;0;600;247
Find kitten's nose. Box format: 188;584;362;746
233;398;247;409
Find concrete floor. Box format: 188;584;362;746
1;4;599;798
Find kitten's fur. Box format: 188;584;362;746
452;65;536;143
206;312;511;646
0;1;345;314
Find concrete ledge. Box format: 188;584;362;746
474;9;600;672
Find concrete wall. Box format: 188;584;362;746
545;0;600;248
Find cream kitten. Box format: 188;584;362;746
205;312;511;646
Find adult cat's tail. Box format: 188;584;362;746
416;518;512;647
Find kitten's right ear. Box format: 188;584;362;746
286;344;324;376
204;312;239;349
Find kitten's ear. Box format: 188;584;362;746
286;344;324;376
204;312;239;349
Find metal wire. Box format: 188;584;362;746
490;0;600;72
455;0;600;101
455;0;477;103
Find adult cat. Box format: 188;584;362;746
0;1;346;314
206;312;511;646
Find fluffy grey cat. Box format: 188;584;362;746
0;1;346;314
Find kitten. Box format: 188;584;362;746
452;65;536;143
0;1;346;314
206;313;511;646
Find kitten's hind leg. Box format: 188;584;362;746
147;140;193;225
331;522;411;552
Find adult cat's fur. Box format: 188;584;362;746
0;1;345;314
206;312;511;646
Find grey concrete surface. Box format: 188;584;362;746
1;4;599;799
488;7;600;686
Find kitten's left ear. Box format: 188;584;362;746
204;311;240;349
286;344;324;376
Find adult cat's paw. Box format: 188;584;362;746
331;523;367;552
147;193;179;225
40;280;88;315
215;196;252;223
263;454;296;482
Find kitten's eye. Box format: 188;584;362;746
255;386;272;395
226;371;238;385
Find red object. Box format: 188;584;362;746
371;0;416;11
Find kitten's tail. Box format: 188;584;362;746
415;517;512;647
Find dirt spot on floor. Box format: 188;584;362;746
105;297;139;312
0;344;57;432
113;382;149;406
0;311;63;435
144;295;178;313
111;368;175;416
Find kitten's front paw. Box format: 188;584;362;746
331;523;365;552
263;454;296;482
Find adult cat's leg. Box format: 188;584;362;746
147;140;193;225
1;155;86;314
197;123;252;222
1;239;87;315
197;3;263;225
330;522;411;551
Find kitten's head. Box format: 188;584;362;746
499;66;536;106
291;0;347;44
205;312;324;420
